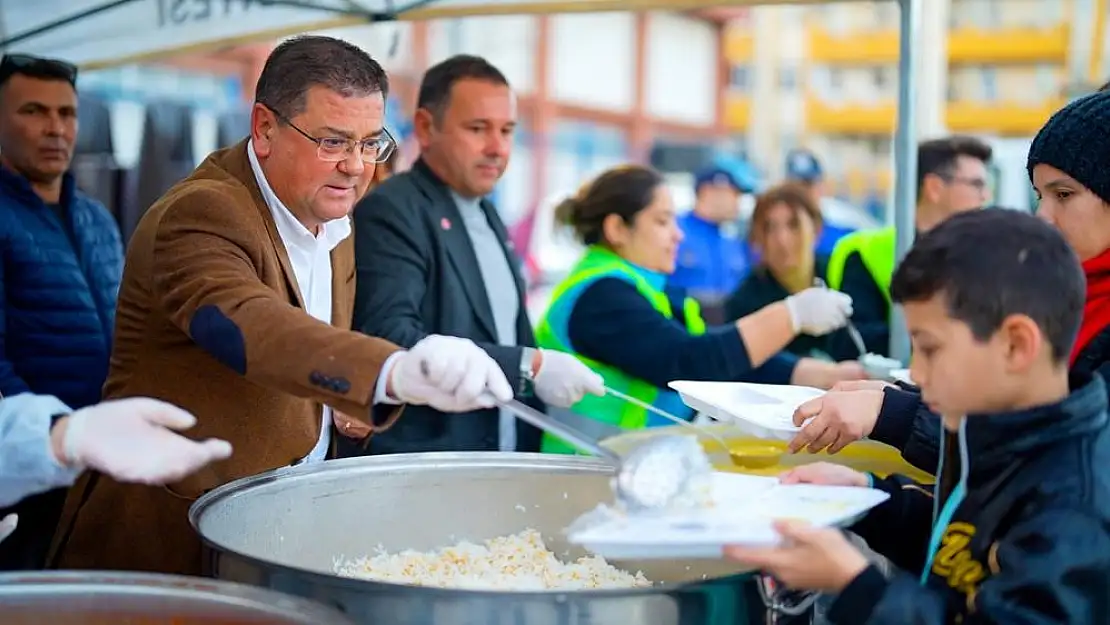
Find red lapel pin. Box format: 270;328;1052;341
441;217;452;231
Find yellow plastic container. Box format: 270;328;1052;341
601;424;935;484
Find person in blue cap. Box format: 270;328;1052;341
785;148;855;257
670;163;754;321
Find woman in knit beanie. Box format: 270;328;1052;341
1027;89;1110;378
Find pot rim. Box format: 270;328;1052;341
0;570;358;622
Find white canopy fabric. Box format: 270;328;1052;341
0;0;831;70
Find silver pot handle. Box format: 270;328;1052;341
757;574;821;618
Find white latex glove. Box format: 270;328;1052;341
61;398;233;484
0;514;16;544
534;349;605;408
390;335;513;411
785;287;854;336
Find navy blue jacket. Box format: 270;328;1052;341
0;168;123;409
566;277;799;390
830;375;1110;625
871;324;1110;475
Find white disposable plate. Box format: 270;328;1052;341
568;472;889;560
668;381;825;442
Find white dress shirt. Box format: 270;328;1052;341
247;141;397;464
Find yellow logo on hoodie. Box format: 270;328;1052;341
931;521;987;595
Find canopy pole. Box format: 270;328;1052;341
889;0;921;363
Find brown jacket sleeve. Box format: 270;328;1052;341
151;183;402;422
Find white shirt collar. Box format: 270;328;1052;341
246;139;351;252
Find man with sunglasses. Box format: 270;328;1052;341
48;36;514;576
825;136;993;359
0;54;124;570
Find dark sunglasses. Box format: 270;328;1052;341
0;54;78;87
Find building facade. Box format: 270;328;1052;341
138;11;730;228
725;0;1105;210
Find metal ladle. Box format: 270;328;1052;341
602;387;767;468
813;277;868;358
493;397;713;513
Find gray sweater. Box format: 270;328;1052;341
0;393;82;508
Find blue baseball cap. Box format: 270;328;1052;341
694;162;757;195
785;149;824;183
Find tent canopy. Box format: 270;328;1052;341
0;0;850;69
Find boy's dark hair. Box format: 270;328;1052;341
891;209;1084;363
417;55;508;124
917;136;993;201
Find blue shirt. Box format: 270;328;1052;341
671;212;751;299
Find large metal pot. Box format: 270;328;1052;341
190;452;809;625
0;571;357;624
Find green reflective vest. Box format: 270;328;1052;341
826;226;897;306
534;246;706;454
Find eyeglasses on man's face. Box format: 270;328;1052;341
946;175;989;193
261;103;396;164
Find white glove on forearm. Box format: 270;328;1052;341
62;398;233;485
534;349;605;408
785;287;855;336
390;335;513;411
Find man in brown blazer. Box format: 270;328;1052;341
47;36;514;575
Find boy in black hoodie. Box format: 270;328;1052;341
726;209;1110;624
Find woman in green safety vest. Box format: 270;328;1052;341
534;165;869;454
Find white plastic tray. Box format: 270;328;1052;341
567;472;889;560
668;381;825;441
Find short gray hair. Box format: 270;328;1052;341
254;35;389;117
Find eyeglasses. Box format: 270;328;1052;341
946;176;989;192
260;103;396;164
0;54;78;87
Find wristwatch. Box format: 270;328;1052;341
519;347;541;397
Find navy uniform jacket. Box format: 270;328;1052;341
670;212;751;302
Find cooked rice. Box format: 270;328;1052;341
333;528;652;591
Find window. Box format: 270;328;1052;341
867;137;891;161
980;67;998;102
873;2;898;28
828;68;844;91
729;65;750;90
870;67;889;90
1034;64;1059;97
779;67;798;90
